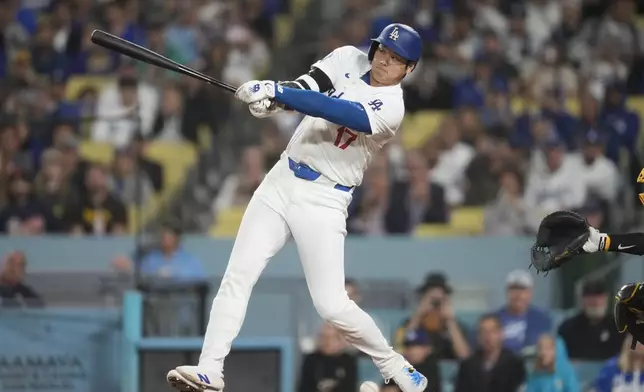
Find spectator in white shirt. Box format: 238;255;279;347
431;118;475;206
91;73;159;148
524;137;587;233
525;0;561;52
569;130;620;203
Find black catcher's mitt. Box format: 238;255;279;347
530;210;590;273
615;282;644;349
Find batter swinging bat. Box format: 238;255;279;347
90;30;237;93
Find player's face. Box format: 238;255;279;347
371;45;413;86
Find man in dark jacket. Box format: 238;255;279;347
455;314;526;392
558;280;624;360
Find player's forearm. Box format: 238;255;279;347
273;87;372;133
601;233;644;255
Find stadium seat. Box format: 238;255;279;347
79;142;114;164
64;75;113;100
402;111;444;149
449;207;484;235
413;224;459;237
210;206;246;237
144;142;198;191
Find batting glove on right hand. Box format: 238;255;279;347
235;80;278;104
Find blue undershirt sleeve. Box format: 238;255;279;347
274;86;372;134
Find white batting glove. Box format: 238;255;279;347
583;226;608;253
235;80;280;104
248;99;283;118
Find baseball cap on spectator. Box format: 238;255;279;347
403;328;431;347
506;269;533;289
416;272;452;295
582;280;608;297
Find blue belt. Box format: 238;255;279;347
288;158;353;192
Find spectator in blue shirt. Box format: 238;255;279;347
495;269;552;356
526;334;579;392
111;225;206;281
594;335;644;392
138;225;207;282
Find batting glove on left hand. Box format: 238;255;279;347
248;99;284;118
235;80;280;104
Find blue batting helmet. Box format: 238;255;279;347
368;23;422;64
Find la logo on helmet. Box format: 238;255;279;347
389;27;399;41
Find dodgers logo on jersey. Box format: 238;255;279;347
389;27;399;41
368;99;384;112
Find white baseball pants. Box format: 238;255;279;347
199;154;402;376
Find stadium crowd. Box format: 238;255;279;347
1;0;644;391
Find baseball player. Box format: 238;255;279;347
166;24;427;392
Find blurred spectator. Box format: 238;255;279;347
495;270;552;355
455;314;526;392
483;168;529;235
473;0;509;38
129;134;164;193
34;148;72;224
0;2;30;65
108;148;154;206
259;120;287;169
525;0;562;52
91;73;160;148
551;0;586;66
593;335;644;391
526;334;579;392
478;87;514;132
54;133;89;195
435;8;478;81
601;84;640;165
0;121;33;177
505;4;540;69
569;130;619;203
139;21;189;82
395;272;471;360
525;43;578;101
222;23;270;87
402;52;454;112
297;323;357;392
577;0;643;77
30;17;67;77
66;22;120;75
112;225;206;281
431;117;475;206
103;0;145;46
558;280;624;361
165;5;201;66
0;251;43;308
63;163;128;235
150;82;190;142
463;133;514;206
524;137;587;233
181;69;230;145
214;146;266;214
350;149;448;235
347;152;391;235
0;170;57;234
386;149;448;232
399;329;442;392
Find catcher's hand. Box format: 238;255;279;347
615;282;644;349
530;210;593;273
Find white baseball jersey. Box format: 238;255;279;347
285;45;405;187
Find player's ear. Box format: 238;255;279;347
406;62;416;74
